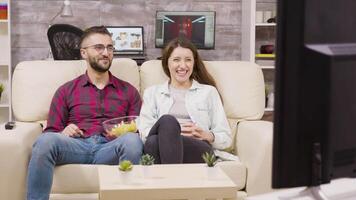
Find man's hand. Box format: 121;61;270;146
181;122;214;143
62;124;84;137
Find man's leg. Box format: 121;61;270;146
93;133;143;165
27;132;93;200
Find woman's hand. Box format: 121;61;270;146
62;124;84;137
181;122;214;143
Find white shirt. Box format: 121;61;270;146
168;86;192;125
138;80;232;150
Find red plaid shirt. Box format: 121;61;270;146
44;72;141;137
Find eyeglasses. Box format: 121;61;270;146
82;44;115;54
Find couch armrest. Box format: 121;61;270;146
0;122;43;200
236;120;274;195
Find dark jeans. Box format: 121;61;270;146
144;115;213;164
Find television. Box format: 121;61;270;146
272;0;356;195
155;11;215;49
105;26;144;55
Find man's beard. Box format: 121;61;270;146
89;56;112;73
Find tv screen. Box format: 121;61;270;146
155;11;215;49
273;0;356;191
106;26;144;55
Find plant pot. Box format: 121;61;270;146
142;165;153;178
119;170;133;184
206;166;219;180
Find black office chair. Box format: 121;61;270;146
47;24;84;60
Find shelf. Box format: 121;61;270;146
0;0;11;124
256;23;276;27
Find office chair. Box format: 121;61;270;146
47;24;83;60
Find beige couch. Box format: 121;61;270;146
1;58;273;200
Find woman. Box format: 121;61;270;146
139;38;232;164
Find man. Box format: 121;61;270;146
27;26;143;200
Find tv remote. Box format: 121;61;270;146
5;121;15;130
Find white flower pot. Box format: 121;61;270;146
206;166;219;180
142;165;154;178
119;170;133;184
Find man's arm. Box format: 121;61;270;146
127;86;142;116
44;87;69;133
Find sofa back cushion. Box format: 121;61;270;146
140;60;265;120
12;58;139;122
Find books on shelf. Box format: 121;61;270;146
255;54;275;59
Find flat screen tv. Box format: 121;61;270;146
155;11;215;49
106;26;144;55
273;0;356;195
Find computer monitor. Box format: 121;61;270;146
106;26;144;55
155;11;215;49
273;0;356;190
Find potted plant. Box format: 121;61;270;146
0;83;4;101
118;160;133;183
140;154;155;178
202;151;218;179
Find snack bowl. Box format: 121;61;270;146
103;116;138;137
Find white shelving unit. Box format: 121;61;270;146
242;0;277;63
242;0;276;112
0;0;11;125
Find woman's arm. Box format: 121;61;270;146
208;87;232;150
138;87;158;141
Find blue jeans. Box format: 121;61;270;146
26;132;143;200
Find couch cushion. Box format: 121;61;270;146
51;164;99;193
139;60;265;120
217;160;247;190
12;58;139;122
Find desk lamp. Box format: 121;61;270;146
47;0;73;59
49;0;73;25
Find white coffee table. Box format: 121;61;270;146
98;163;237;200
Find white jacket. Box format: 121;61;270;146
138;80;232;150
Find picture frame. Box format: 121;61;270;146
106;26;144;55
155;11;216;49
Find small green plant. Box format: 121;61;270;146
202;151;217;167
140;154;155;166
118;160;133;172
0;83;4;94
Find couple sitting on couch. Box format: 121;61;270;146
27;26;232;200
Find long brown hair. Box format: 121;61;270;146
161;37;217;88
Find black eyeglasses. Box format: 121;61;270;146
82;44;115;54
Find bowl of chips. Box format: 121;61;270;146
103;116;138;137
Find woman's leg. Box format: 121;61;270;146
182;136;213;163
143;135;161;164
145;115;182;164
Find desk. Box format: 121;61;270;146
114;55;146;66
98;164;237;200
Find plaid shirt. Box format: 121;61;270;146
44;71;142;138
